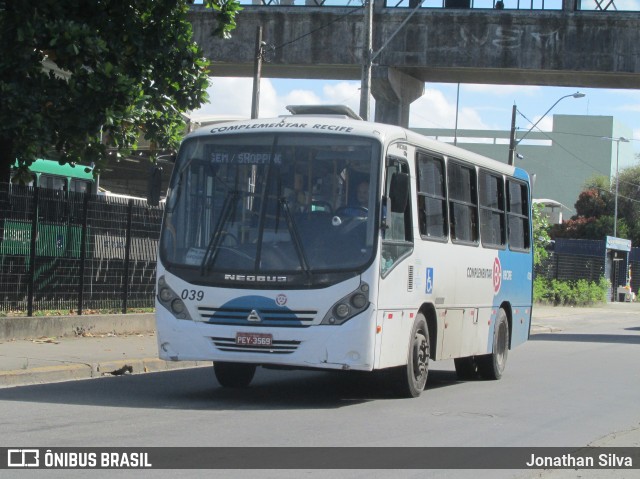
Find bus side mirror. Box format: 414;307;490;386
147;165;162;206
389;172;409;213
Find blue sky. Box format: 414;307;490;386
192;78;640;155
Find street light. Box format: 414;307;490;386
603;136;630;238
508;91;586;165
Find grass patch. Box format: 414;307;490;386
534;276;609;306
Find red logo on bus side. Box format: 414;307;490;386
493;257;502;295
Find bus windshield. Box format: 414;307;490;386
160;132;381;286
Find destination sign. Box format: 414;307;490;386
208;152;282;165
209;122;354;134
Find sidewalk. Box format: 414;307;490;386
1;303;639;388
0;313;207;388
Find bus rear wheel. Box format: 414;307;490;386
392;314;429;398
478;308;509;380
214;362;257;388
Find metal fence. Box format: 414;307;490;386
0;183;163;316
535;253;606;283
230;0;640;11
535;238;639;300
630;248;640;296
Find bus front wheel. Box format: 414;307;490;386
214;362;257;388
392;314;430;398
478;308;509;380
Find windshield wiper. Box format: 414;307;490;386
279;197;312;278
200;190;239;275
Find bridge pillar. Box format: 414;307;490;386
371;67;424;128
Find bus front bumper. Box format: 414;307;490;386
155;306;377;372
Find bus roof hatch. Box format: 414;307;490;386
285;104;362;121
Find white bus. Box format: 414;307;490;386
154;106;533;398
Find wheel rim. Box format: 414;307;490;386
495;320;508;371
412;331;428;385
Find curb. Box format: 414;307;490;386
0;314;156;341
530;324;562;334
0;358;209;389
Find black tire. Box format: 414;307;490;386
477;308;509;380
392;314;430;398
454;356;480;380
214;362;257;388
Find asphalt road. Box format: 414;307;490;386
1;305;639;479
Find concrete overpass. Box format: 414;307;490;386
189;4;640;126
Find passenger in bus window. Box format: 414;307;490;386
356;180;369;208
289;190;307;213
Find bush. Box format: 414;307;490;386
534;276;609;306
533;277;552;303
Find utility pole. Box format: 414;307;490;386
508;103;517;165
454;83;460;146
359;0;373;121
508;92;584;166
251;26;264;120
359;0;424;122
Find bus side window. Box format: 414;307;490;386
447;161;478;244
417;153;448;240
479;170;506;248
381;159;413;276
507;180;530;251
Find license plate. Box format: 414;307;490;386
236;332;272;347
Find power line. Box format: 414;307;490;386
526;129;639;143
594;186;640;206
516;109;640;191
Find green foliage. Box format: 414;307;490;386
0;0;240;183
583;174;611;195
203;0;244;39
534;276;609;306
551;215;629;242
533;276;553;304
616;164;640;228
1;307;155;317
532;202;551;266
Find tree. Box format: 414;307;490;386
550;170;638;244
573;188;610;219
0;0;242;184
616;165;640;225
532;202;551;266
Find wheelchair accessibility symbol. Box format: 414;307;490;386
426;268;434;294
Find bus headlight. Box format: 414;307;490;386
159;287;173;302
351;293;368;309
321;282;370;326
171;299;186;315
157;275;193;321
335;303;350;319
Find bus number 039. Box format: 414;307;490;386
181;289;204;301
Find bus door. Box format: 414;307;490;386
376;156;415;368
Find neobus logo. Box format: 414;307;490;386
224;274;288;283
